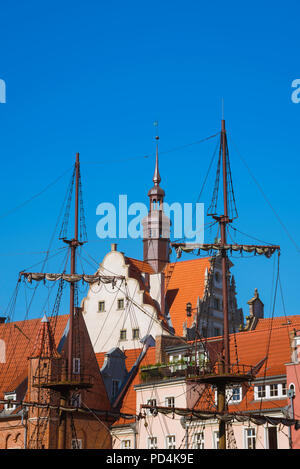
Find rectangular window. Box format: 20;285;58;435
213;431;219;449
165;396;175;407
132;328;139;339
256;385;266;399
245;428;256;449
166;435;176;449
112;380;120;399
213;298;220;310
120;329;127;341
73;357;80;375
98;301;105;312
267;427;278;449
282;382;287;396
117;299;124;310
270;384;278;397
121;439;131;449
148;437;157;449
230;387;241;403
4;393;16;411
193;432;205;449
146;398;157;415
71;439;82;449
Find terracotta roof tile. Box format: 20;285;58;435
125;258;155;275
0;315;68;400
30;314;61;358
164;257;211;336
112;346;156;426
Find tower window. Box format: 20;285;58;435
117;299;124;310
73;358;80;374
132;328;139;339
120;330;127;341
98;301;105;312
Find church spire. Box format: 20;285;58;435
153;136;161;186
142;131;170;273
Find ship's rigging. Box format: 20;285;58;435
0;121;297;449
140;119;285;450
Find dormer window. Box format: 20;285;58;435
254;382;286;400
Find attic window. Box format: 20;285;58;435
254;383;286;400
4;393;16;411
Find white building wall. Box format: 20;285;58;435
82;249;167;353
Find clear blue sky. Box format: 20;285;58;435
0;0;299;322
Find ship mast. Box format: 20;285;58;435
19;152;125;449
218;119;230;449
220;119;230;374
170;118;280;449
64;152;81;380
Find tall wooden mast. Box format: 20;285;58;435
220;119;230;373
66;152;80;380
170;118;280;449
218;119;230;449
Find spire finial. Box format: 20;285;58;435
153;121;161;186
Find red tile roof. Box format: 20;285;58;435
113;316;300;421
0;315;68;399
95;348;143;372
125;257;155;275
30;314;61;359
164;257;212;336
229;317;297;378
112;346;156;426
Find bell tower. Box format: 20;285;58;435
142;135;170;273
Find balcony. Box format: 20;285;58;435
32;372;94;391
140;362;255;385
